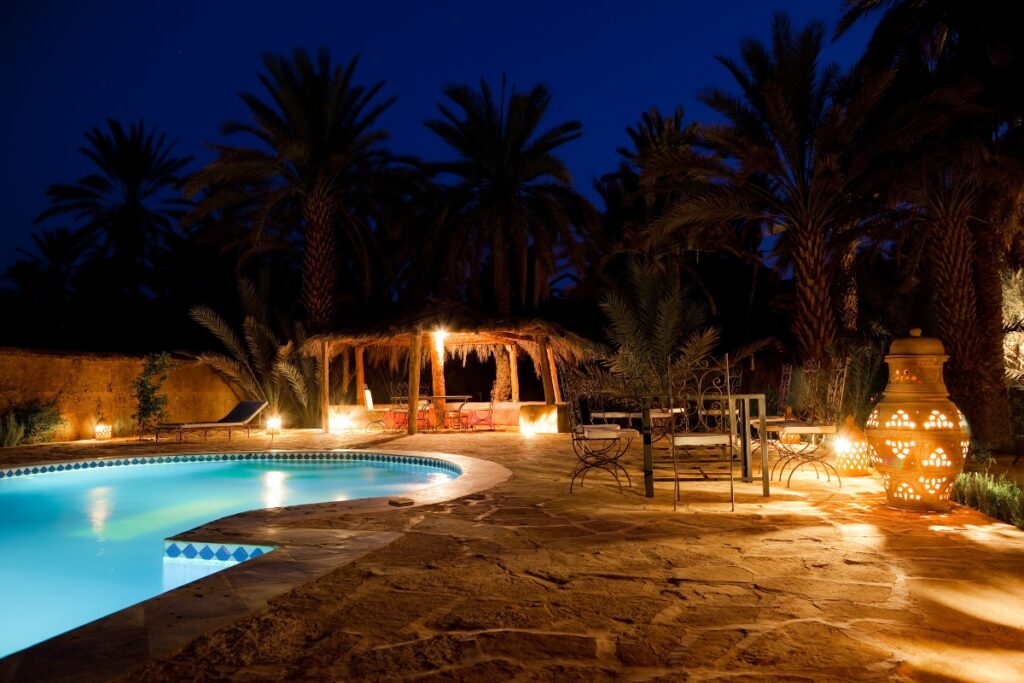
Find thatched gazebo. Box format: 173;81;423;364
305;309;592;434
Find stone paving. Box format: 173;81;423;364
2;430;1024;681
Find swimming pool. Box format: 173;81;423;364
0;451;458;658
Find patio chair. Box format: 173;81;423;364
767;358;848;487
660;355;737;510
155;400;268;443
559;365;638;493
462;391;496;430
362;386;387;431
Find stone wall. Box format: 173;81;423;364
0;348;239;441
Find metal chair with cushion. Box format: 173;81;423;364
661;355;737;510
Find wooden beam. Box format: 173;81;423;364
508;345;520;403
340;344;351;404
538;336;555;404
321;339;330;433
547;344;562;403
407;332;422;435
355;346;366;406
430;330;446;427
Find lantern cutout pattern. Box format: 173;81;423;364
94;416;112;441
835;415;872;476
864;329;969;511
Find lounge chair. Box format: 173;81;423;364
155;400;269;443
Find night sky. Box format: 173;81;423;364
0;1;877;269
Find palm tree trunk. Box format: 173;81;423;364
492;350;512;400
791;229;837;364
969;219;1011;447
302;195;337;333
493;230;512;316
840;239;859;335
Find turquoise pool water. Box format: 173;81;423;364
0;452;457;658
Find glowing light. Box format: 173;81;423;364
262;470;287;508
520;406;560;437
266;415;282;435
433;328;448;359
329;409;354;433
94;416;111;441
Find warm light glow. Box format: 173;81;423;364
433;328;448;359
87;486;113;537
262;470;287;508
329;407;355;433
834;416;873;476
94;417;111;441
266;415;282;434
520;406;559;437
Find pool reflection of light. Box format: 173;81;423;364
86;486;113;539
263;471;288;508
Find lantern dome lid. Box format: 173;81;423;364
888;328;946;356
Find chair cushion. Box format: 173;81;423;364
673;433;732;446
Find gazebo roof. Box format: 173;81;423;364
304;303;596;367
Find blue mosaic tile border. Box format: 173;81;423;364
0;451;462;480
163;540;274;563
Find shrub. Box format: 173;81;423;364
132;353;174;437
951;472;1024;529
0;399;64;447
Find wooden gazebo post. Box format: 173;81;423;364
430;330;447;427
355;346;366;406
537;336;555;404
321;339;331;433
507;345;520;403
547;344;562;403
407;331;422;435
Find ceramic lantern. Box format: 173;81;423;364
835;415;873;477
864;329;969;511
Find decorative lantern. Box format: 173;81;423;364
94;416;112;441
834;415;873;476
266;414;282;435
864;329;969;511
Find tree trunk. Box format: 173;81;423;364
492;349;512;401
969;219;1011;447
839;239;859;336
929;215;991;443
791;228;837;364
493;230;512;316
302;194;337;333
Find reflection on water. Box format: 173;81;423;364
263;470;288;508
86;486;113;540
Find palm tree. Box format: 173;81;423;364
187;48;395;332
647;14;930;363
35;120;192;295
840;0;1024;446
425;78;598;316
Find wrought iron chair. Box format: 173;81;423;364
560;365;637;493
462;391;496;430
660;354;737;510
362;386;388;431
768;358;848;487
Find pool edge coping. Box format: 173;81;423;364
0;448;512;683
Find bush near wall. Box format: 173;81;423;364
951;472;1024;530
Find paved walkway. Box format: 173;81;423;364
3;430;1023;681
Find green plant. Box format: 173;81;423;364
13;399;64;443
0;413;25;447
132;352;174;437
951;472;1024;529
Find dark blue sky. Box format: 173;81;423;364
0;1;877;268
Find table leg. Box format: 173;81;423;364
759;406;770;497
740;398;752;482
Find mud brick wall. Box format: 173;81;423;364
0;348;239;441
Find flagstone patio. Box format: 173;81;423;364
2;430;1023;681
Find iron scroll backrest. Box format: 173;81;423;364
668;355;732;433
824;357;849;425
776;363;793;415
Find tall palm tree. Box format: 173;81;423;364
35;120;192;293
425;78;598;316
840;0;1024;446
187;48;395;332
648;14;929;363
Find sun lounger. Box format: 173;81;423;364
155;400;269;443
